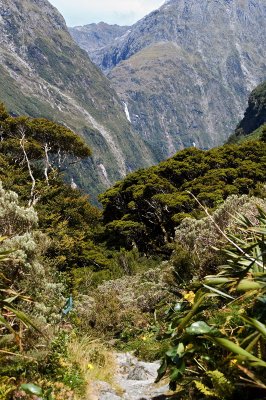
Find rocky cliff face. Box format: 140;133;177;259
69;22;129;55
71;0;266;159
235;81;266;136
0;0;155;201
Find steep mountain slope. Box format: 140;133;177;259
0;0;155;201
71;0;266;159
69;22;129;55
235;81;266;137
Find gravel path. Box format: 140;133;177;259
95;352;171;400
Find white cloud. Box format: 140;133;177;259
49;0;164;26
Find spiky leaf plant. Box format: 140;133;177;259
158;208;266;400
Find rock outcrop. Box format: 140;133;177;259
95;353;170;400
235;81;266;136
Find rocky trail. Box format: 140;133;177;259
92;352;174;400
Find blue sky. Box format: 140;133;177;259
49;0;164;27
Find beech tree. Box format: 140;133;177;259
100;140;266;255
0;104;91;205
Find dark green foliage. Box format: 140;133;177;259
35;181;107;272
262;124;266;142
0;105;111;274
235;81;266;138
100;140;266;255
0;105;91;164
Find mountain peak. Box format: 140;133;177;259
70;0;266;159
69;22;130;55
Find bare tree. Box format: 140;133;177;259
19;126;36;206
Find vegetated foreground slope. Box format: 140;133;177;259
1;85;266;399
2;122;266;399
71;0;266;161
0;0;155;202
0;108;112;398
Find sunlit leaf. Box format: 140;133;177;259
204;277;234;285
186;321;214;335
236;279;264;292
20;383;43;396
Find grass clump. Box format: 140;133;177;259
67;335;117;389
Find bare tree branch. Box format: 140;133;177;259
44;142;51;186
19;128;36;207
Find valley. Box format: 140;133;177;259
0;0;155;202
71;0;266;160
0;0;266;399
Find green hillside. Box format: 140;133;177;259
100;137;266;255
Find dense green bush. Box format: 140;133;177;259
157;205;266;400
0;104;116;275
0;183;71;398
100;140;266;256
173;194;266;278
0;102;106;399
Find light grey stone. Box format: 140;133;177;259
98;394;122;400
127;365;152;381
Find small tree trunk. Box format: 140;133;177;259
44;142;51;186
19;132;36;206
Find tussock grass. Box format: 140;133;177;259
67;335;117;399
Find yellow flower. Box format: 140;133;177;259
183;291;195;304
87;363;94;370
230;359;238;366
142;336;147;341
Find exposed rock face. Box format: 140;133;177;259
69;22;129;55
71;0;266;159
0;0;155;201
235;81;266;136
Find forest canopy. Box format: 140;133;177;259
100;138;266;255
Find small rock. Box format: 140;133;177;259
97;381;117;395
150;383;170;397
94;380;123;400
127;365;152;381
98;394;122;400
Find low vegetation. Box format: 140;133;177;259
157;200;266;400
